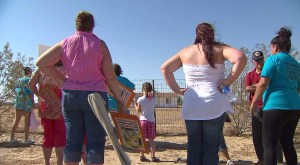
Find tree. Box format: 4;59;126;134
225;47;253;135
177;96;183;107
227;43;299;135
0;43;35;113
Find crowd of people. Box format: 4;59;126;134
9;11;300;165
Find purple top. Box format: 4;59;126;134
61;31;107;92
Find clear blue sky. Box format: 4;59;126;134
1;0;299;80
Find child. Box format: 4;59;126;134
134;82;160;162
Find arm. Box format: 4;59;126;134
134;102;141;113
250;77;270;113
161;52;186;95
245;84;258;93
35;41;67;86
245;73;256;92
28;70;40;98
23;79;35;108
100;40;125;113
222;47;247;86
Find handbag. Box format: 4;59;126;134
30;111;39;131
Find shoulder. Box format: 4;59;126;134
137;96;143;103
213;43;230;51
245;69;255;79
138;96;146;100
179;44;197;54
247;68;255;75
118;76;129;81
265;55;278;65
99;39;107;47
118;76;134;86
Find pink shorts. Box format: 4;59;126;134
41;118;66;148
140;120;155;140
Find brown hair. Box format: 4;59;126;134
23;67;32;76
271;27;292;53
113;63;123;76
76;11;94;32
194;23;218;68
142;82;153;98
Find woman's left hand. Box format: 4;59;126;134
178;88;188;96
249;103;257;114
217;79;231;93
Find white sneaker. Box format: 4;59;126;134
24;139;35;145
226;160;234;165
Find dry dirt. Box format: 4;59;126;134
0;107;299;165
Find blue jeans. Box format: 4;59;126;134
185;113;226;165
62;90;108;164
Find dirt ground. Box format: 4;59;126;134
0;108;299;165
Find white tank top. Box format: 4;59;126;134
182;64;233;120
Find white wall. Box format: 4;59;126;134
38;44;50;57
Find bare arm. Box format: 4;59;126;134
35;41;67;86
250;77;270;113
28;70;40;98
134;102;141;112
222;47;247;86
100;40;125;112
245;83;258;93
161;53;186;95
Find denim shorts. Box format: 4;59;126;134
62;90;108;164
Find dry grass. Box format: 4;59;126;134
1;106;300;165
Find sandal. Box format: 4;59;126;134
152;156;160;162
140;155;149;162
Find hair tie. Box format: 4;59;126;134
147;92;153;99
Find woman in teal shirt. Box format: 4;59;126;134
250;27;300;165
108;63;135;113
10;67;35;145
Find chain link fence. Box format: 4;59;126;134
128;79;300;136
128;79;186;135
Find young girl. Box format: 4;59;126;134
134;82;160;162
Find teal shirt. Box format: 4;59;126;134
261;52;300;111
108;76;135;111
14;76;33;112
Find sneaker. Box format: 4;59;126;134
140;155;149;162
24;139;35;145
253;160;264;165
152;156;160;162
226;160;234;165
9;138;21;144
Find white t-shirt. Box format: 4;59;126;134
137;96;156;122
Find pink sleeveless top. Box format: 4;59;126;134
61;31;107;92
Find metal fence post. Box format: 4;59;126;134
152;79;157;134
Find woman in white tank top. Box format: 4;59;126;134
161;23;247;165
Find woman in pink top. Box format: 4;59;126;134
36;11;124;165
